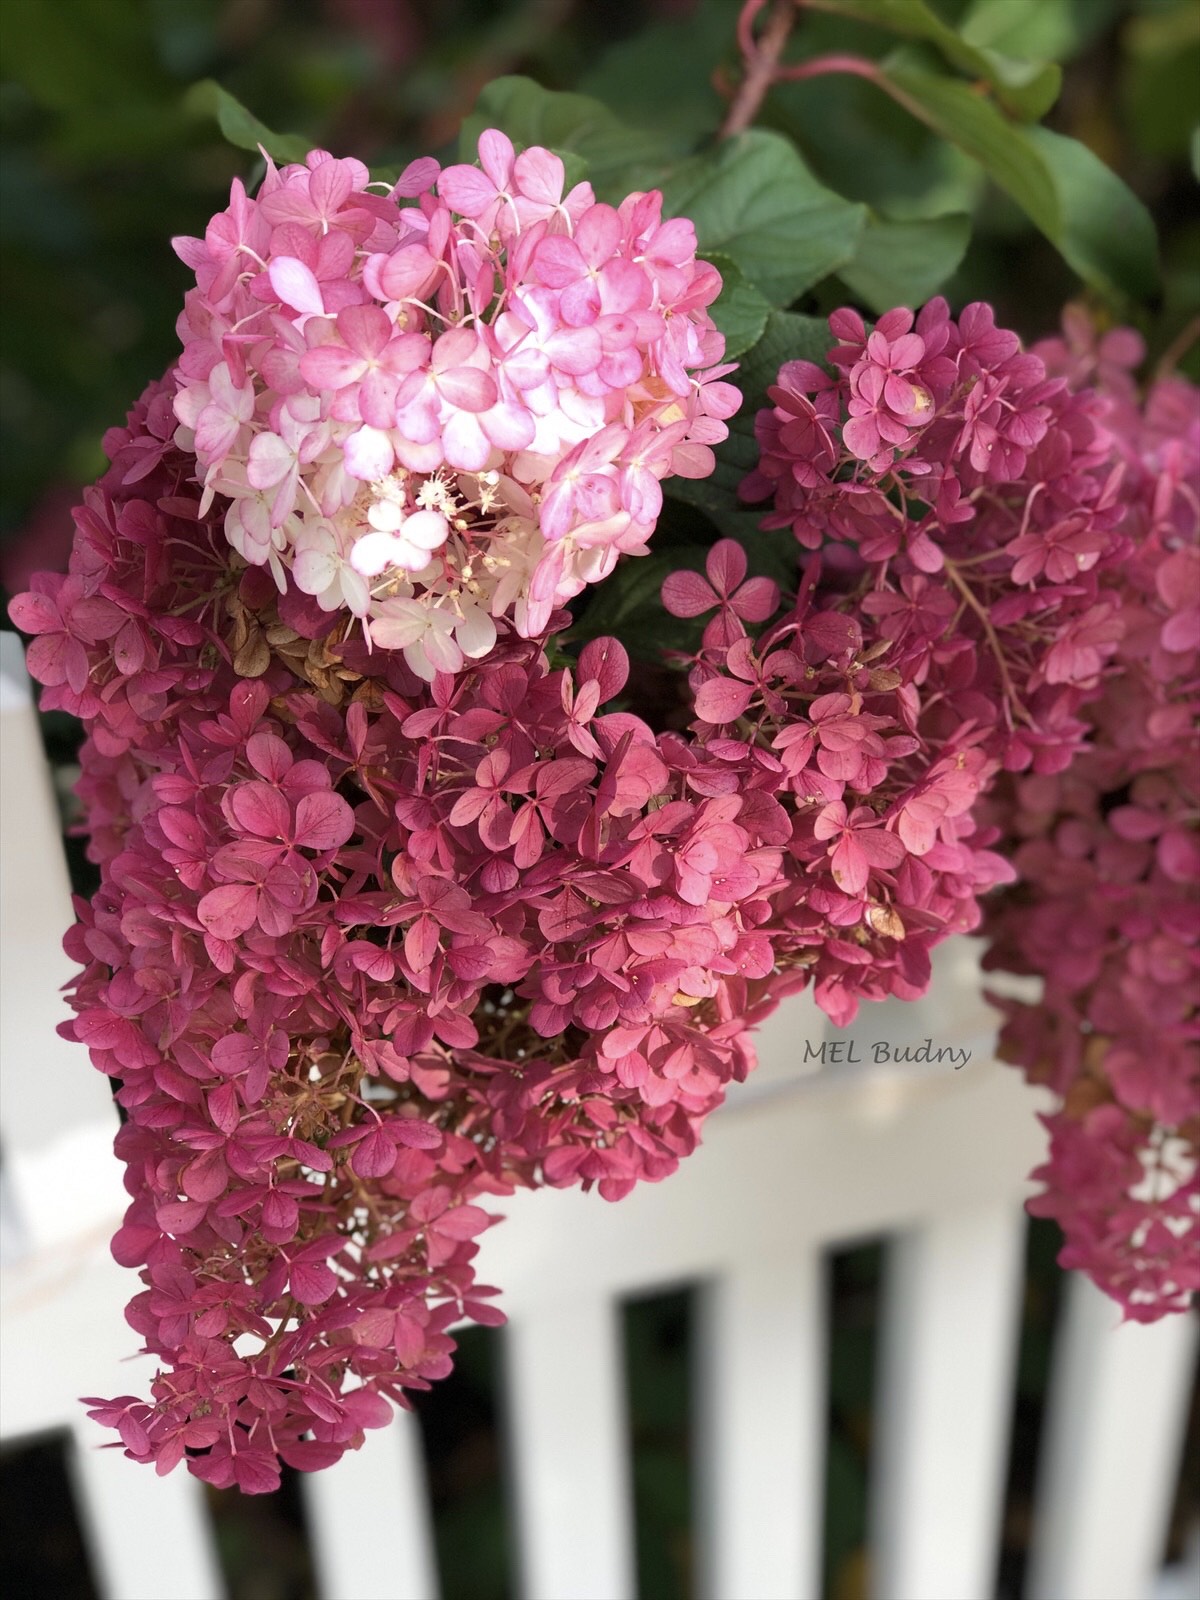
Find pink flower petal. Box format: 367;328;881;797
694;676;755;723
705;539;748;597
661;569;717;618
294;790;355;851
197;884;259;940
578;636;630;700
268;256;326;317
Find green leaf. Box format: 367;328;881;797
1122;2;1200;162
459;75;681;200
880;64;1060;237
960;0;1121;65
875;65;1158;301
806;0;1062;119
703;253;772;361
1192;126;1200;185
658;131;866;308
838;212;970;311
184;79;311;165
460;80;870;312
876;64;1164;300
1022;125;1160;302
567;549;707;656
576;0;731;143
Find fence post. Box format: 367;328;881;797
1027;1277;1199;1600
870;1202;1027;1600
503;1296;636;1600
694;1251;826;1600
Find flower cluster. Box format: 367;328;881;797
172;136;736;679
739;302;1199;1318
741;299;1130;777
8;386;769;1487
979;329;1200;1318
661;535;1015;1027
10;218;1198;1488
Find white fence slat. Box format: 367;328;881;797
0;634;122;1258
503;1297;636;1600
67;1428;225;1600
1027;1277;1199;1600
302;1408;439;1600
477;1063;1045;1314
694;1253;825;1600
870;1202;1027;1600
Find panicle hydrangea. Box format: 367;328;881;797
170;137;737;679
8;389;764;1487
979;322;1200;1318
10;224;1199;1487
738;300;1199;1318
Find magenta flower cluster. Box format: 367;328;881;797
740;301;1199;1318
11;381;789;1489
9;134;1198;1489
980;323;1200;1318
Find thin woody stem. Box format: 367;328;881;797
720;0;802;138
1155;313;1200;380
720;0;934;141
942;556;1032;728
775;51;885;86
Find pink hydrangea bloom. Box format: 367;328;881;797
10;239;1199;1493
171;140;734;678
739;299;1199;1320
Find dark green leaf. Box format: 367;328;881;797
1022;125;1160;302
704;253;772;361
459;76;681;200
838;212;970;311
960;0;1121;65
576;0;731;142
877;65;1159;300
880;64;1060;237
184;79;311;165
667;310;830;529
658;131;866;308
567;550;707;656
806;0;1062;119
1122;2;1200;162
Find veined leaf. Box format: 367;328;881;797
805;0;1062;119
1023;126;1160;302
566;549;707;656
184;80;311;165
879;64;1158;300
461;84;867;310
460;75;681;200
960;0;1121;65
838;212;970;312
703;253;772;361
666;310;831;528
880;64;1059;237
658;131;866;308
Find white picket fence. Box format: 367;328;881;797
1;627;1196;1600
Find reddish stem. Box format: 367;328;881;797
721;0;904;139
775;51;884;86
720;0;802;138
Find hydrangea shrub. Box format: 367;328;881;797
6;2;1198;1494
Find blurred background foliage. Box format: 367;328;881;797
1;0;1198;585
